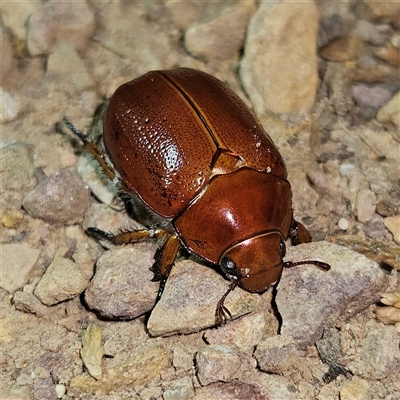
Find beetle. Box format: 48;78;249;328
64;68;330;322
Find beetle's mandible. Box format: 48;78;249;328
64;68;330;323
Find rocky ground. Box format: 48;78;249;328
1;1;400;399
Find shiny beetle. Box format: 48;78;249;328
64;68;330;322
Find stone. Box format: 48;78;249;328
0;88;20;122
240;0;319;114
377;91;400;130
22;168;91;224
384;215;400;244
356;188;377;223
204;312;266;351
1;26;13;79
375;43;400;66
0;142;36;192
45;43;95;94
195;344;252;385
340;378;371;400
194;381;264;400
0;0;42;40
163;377;194;400
254;334;300;374
34;253;91;305
1;243;40;293
185;0;255;63
276;241;388;348
320;34;364;62
27;1;95;56
348;321;400;379
80;324;103;380
147;260;260;336
352;84;392;109
84;245;159;319
69;345;169;393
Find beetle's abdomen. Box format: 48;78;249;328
173;168;292;264
103;68;286;218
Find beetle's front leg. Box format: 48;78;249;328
289;219;311;245
88;227;181;302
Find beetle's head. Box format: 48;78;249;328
219;232;285;293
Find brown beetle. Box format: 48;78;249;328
64;68;329;322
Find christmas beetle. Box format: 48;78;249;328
64;68;330;322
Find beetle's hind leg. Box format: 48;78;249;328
63;117;116;182
87;227;181;302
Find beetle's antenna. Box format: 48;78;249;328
283;260;331;271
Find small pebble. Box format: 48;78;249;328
384;215;400;244
0;88;20;122
55;384;66;398
340;378;371;400
338;218;349;230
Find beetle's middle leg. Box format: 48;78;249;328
289;219;312;245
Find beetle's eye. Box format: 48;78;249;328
280;240;286;257
221;257;237;276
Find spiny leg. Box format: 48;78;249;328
63;117;115;181
216;280;238;325
87;227;181;302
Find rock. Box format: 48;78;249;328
254;335;301;374
356;188;377;223
375;43;400;67
184;0;255;63
240;0;319;114
34;253;91;305
13;291;51;317
172;344;197;371
23;168;91;224
0;142;36;192
384;215;400;244
355;20;386;45
355;0;400;27
352;84;392;109
194;381;264;400
33;377;56;400
196;344;253;385
80;324;103;380
242;371;303;400
0;88;20;122
1;27;13;79
27;1;95;56
340;378;372;400
320;34;364;62
204;312;266;351
363;214;387;239
147;260;260;336
69;345;169;393
45;43;95;94
84;245;159;319
163;377;194;400
0;1;42;40
1;243;40;293
348;321;400;379
377;91;400;130
276;241;388;348
165;1;205;30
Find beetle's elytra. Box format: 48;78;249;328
64;68;330;322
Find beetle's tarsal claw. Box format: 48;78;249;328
216;279;238;325
86;227;115;242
